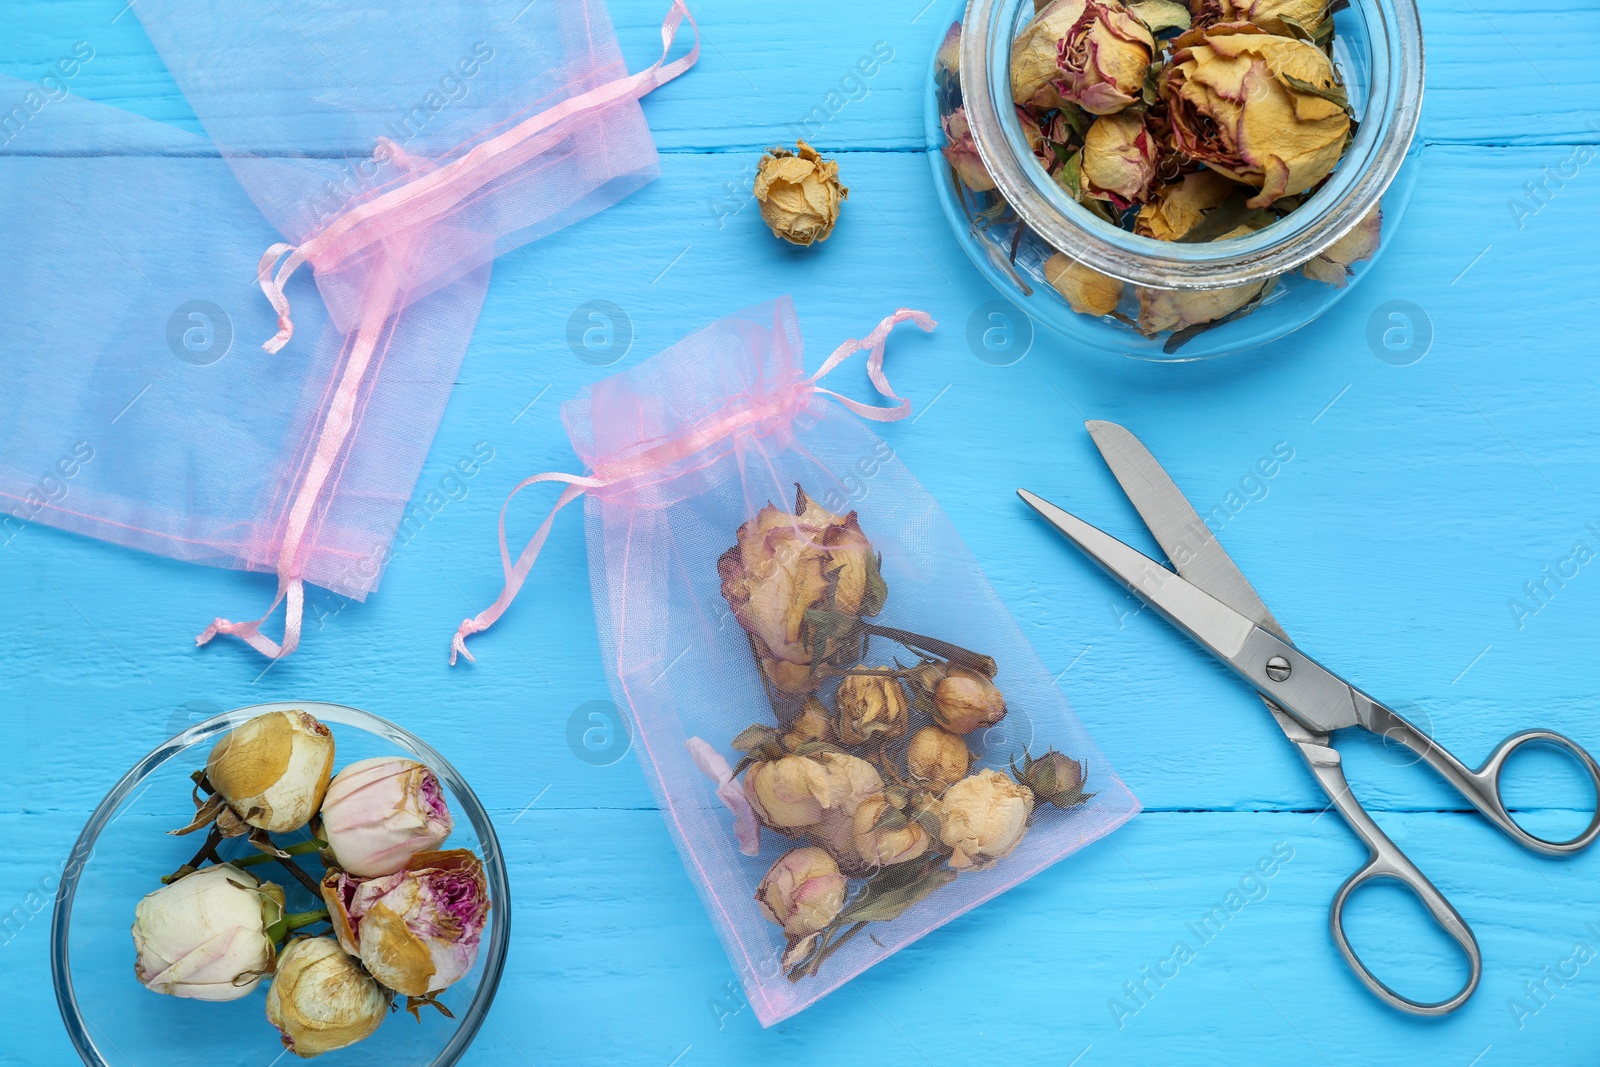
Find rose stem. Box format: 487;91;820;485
230;838;324;868
283;908;329;933
859;623;997;677
274;856;324;896
805;922;869;979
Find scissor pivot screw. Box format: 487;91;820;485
1265;656;1292;682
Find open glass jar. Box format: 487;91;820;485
926;0;1424;360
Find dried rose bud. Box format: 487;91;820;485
1162;25;1351;207
744;751;882;831
1136;230;1273;333
932;666;1008;734
1044;254;1124;317
783;699;834;750
936;21;963;76
851;794;933;868
1012;0;1156;114
835;674;910;746
719;488;887;696
206;710;335;834
1191;0;1329;38
1302;204;1381;287
266;937;389;1058
323;849;490;998
1081;111;1160;207
1012;749;1094;809
938;770;1035;870
321;757;454;878
906;727;973;794
132;864;281;1001
755;846;847;937
753;140;848;246
1133;170;1238;241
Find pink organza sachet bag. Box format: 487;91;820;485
454;298;1140;1024
0;1;695;659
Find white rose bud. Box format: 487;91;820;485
266;937;390;1058
938;769;1035;871
321;757;453;878
207;710;336;834
755;847;847;938
132;864;281;1001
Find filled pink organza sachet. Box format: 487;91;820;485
0;2;695;659
453;298;1140;1024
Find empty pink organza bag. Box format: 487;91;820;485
0;1;695;659
452;298;1140;1024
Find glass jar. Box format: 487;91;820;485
926;0;1424;360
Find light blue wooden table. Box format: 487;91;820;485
5;1;1600;1063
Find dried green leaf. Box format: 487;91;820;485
731;724;780;752
839;867;959;923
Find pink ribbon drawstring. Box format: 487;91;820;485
449;308;936;666
256;0;700;353
204;2;700;660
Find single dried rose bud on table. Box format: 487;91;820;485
323;849;490;998
320;757;454;878
753;140;848;246
938;769;1036;871
204;709;335;835
266;937;389;1058
131;864;282;1001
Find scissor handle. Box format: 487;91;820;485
1329;846;1482;1016
1359;695;1600;855
1293;729;1482;1014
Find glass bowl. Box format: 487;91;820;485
927;0;1424;360
51;701;509;1067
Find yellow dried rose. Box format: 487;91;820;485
1136;224;1274;333
1012;0;1157;114
755;847;847;938
753;140;847;246
851;794;933;868
1302;204;1382;287
932;666;1008;734
1044;254;1124;317
1191;0;1330;38
835;674;910;745
744;751;882;832
1133;169;1238;241
1161;25;1351;207
718;486;887;695
782;698;834;750
906;727;972;794
205;710;335;835
1081;112;1160;206
938;769;1035;870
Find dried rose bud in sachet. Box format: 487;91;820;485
452;298;1139;1025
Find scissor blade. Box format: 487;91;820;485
1085;420;1285;641
1018;489;1257;660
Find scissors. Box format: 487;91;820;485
1020;420;1600;1015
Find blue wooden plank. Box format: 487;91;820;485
4;0;1600;1062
